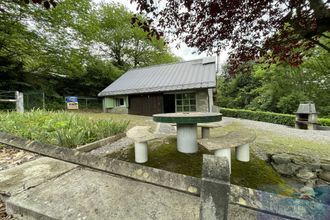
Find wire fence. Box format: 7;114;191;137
24;91;45;110
0;90;103;112
0;91;16;110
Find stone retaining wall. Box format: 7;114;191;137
270;153;330;185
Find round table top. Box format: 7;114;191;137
153;112;222;124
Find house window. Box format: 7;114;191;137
116;98;125;107
176;93;196;112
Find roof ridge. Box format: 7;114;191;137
127;57;212;72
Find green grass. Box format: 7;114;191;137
213;122;330;160
79;112;156;130
0;110;129;147
109;137;294;196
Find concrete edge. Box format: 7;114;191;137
0;132;201;195
6;199;57;220
76;133;126;152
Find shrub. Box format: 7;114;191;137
220;108;296;126
220;108;330;127
318;118;330;127
0;110;129;148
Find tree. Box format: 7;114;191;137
95;3;179;69
216;39;330;116
1;0;180;99
19;0;57;9
133;0;330;72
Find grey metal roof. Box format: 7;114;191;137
98;57;217;97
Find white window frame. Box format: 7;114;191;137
175;92;196;112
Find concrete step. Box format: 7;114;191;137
2;159;199;220
0;157;77;199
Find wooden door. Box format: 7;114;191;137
128;94;163;116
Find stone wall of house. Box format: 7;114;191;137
106;107;128;114
196;90;209;112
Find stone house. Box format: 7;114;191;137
98;57;217;116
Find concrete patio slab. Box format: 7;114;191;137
0;157;77;198
6;167;200;220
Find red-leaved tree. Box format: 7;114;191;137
132;0;330;72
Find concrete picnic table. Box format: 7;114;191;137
153;112;222;153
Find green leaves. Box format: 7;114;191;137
217;36;330;116
1;0;179;99
0;110;129;148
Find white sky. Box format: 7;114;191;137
93;0;228;64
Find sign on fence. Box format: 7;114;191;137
65;96;79;110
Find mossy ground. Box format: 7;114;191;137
109;137;294;196
212;121;330;159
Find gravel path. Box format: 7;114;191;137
220;117;330;145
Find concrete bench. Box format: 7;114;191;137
198;130;256;172
126;126;161;163
197;122;222;138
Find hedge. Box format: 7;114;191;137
318;118;330;127
220;108;330;127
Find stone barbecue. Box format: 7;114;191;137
295;102;318;130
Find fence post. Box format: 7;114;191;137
15;91;24;113
42;92;45;109
200;154;230;220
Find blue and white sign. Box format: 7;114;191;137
65;96;78;103
65;96;79;110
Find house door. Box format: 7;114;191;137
163;94;175;113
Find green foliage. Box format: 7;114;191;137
217;36;330;116
0;0;180;105
0;110;129;147
216;73;262;109
220;107;330;127
318;118;330;127
220;108;296;126
276;92;308;114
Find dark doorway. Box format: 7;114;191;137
163;94;176;113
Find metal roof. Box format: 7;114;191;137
98;57;217;97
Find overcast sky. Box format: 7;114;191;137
93;0;228;63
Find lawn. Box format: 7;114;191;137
215;121;330;160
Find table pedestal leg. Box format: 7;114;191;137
135;142;148;163
236;144;249;162
201;127;210;138
215;148;231;173
177;124;198;153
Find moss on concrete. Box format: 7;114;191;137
108;137;294;196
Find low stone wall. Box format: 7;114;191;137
106;107;128;114
316;125;330;131
270;153;330;184
76;133;125;152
